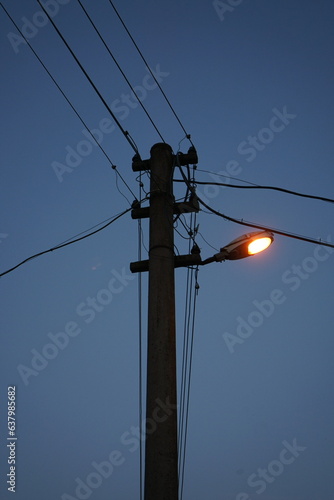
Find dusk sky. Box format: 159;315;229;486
1;1;334;499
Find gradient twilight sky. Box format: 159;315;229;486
1;1;334;499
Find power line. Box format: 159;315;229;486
174;215;194;242
58;214;125;245
76;0;165;143
108;0;195;148
197;230;219;252
137;175;144;500
178;210;199;500
179;268;198;500
178;264;193;483
174;179;334;204
1;5;110;166
195;167;257;185
176;160;334;250
1;2;140;204
113;169;132;205
36;0;139;155
0;208;132;278
112;165;138;202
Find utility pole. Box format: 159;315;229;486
130;143;275;500
131;143;199;500
145;142;178;500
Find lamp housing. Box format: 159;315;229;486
215;230;274;261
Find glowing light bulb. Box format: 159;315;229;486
248;236;273;255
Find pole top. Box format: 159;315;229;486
150;142;173;155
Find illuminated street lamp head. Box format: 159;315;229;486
217;230;274;261
199;230;274;265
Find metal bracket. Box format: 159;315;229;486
130;253;202;273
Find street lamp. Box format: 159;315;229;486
201;230;274;265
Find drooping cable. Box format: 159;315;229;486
108;0;194;148
178;202;218;252
0;208;132;278
36;0;139;155
76;0;165;143
177;216;197;243
113;170;132;205
174;179;334;204
176;163;334;250
197;231;219;252
112;165;137;203
174;226;192;241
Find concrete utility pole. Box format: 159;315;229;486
131;143;199;500
145;142;178;500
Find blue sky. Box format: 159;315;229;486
1;1;334;499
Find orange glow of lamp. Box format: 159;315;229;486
201;231;274;265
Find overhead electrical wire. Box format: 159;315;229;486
0;208;132;278
174;179;334;204
178;210;199;500
108;0;195;148
173;158;202;499
0;3;139;206
197;230;219;252
174;150;201;500
112;165;138;203
191;168;334;203
58;213;126;246
137;174;144;500
113;170;132;205
195;167;268;186
174;226;191;241
196;167;252;182
36;0;139;155
76;0;165;143
1;5;110;165
178;263;194;496
176;216;197;243
180;270;199;500
176;160;334;250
